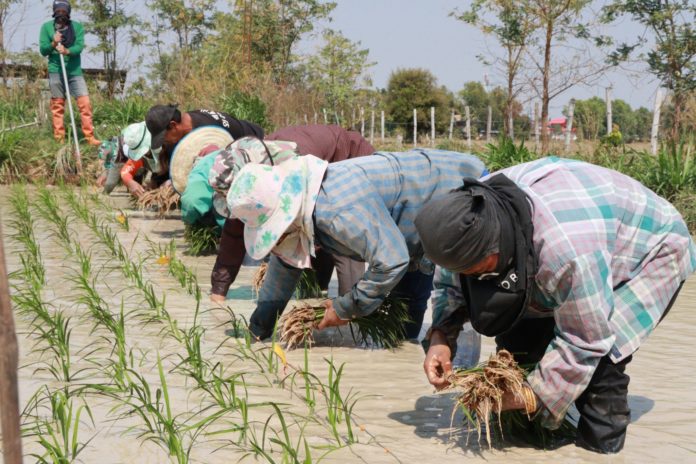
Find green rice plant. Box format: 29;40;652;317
28;388;95;464
323;358;358;445
296;269;323;299
8;185;46;286
492;410;576;450
118;355;214;464
147;239;201;300
35;185;73;247
183;223;220;256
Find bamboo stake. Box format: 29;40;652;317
413;108;417;147
564;98;575;152
0;222;23;464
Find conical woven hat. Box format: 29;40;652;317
169;126;234;193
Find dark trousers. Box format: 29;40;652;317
391;270;434;339
495;281;683;453
311;249;365;296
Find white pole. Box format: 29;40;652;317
564;99;575;152
314;112;317;124
430;106;435;147
448;109;454;140
606;86;613;136
486;105;492;143
323;108;328;124
380;110;385;142
370;110;375;145
534;101;540;150
360;107;365;136
413;108;417;147
59;54;82;172
304;114;308;124
465;106;471;149
651;88;664;155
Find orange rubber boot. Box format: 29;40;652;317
50;98;66;142
76;95;100;146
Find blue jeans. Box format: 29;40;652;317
49;73;89;99
391;270;434;339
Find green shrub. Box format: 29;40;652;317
217;91;270;132
482;137;538;171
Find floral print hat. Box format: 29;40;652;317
209;136;298;218
227;155;329;268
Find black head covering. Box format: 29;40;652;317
53;1;75;48
415;174;537;336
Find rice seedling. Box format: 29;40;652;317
323;358;359;445
137;182;180;216
278;295;411;350
27;388;95;464
148;240;201;300
296;270;324;299
445;349;534;448
183;223;220;256
117;355;214;464
35;185;73;247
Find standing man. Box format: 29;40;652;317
208;125;376;305
416;157;696;453
39;1;100;146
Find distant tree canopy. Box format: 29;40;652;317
566;97;652;142
458;81;528;135
385;68;452;133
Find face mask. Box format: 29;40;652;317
54;15;70;28
144;154;160;173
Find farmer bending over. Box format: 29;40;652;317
227;150;487;341
208;124;375;305
415;157;696;454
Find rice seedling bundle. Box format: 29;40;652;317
278;295;410;350
183;223;220;255
137;182;180;216
252;262;268;293
445;349;528;447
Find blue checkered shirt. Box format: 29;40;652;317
257;149;486;320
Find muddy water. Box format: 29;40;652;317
2;186;695;463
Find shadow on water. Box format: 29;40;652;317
226;285;254;300
628;395;654;423
390;392;576;453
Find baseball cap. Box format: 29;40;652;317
145;104;178;150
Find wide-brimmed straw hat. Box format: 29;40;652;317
169;126;234;194
227;155;328;261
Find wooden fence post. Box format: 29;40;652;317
565;98;575;152
413;108;417;147
0;222;24;464
651;88;665;155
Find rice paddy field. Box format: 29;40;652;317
2;184;695;463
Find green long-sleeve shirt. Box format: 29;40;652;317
39;20;84;76
181;153;226;229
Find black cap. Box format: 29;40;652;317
53;1;71;16
146;104;178;150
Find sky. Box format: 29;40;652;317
7;0;661;116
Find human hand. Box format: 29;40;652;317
53;31;62;45
316;300;350;330
423;330;452;390
210;293;226;305
126;180;145;197
501;384;537;413
56;44;69;55
96;173;107;187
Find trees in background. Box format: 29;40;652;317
603;0;696;141
453;0;536;139
306;29;374;115
569;96;652;142
385;68;451;134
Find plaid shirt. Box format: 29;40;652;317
431;157;696;427
258;149;486;320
